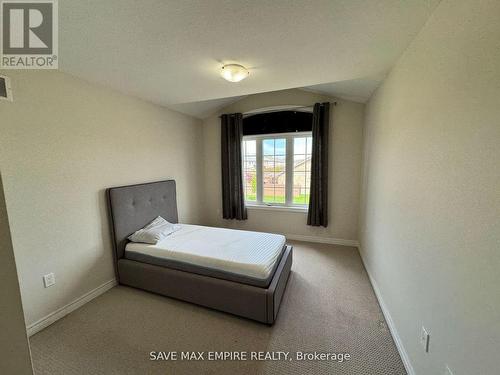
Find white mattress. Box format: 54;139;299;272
125;224;286;280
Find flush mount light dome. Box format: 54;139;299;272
220;64;249;82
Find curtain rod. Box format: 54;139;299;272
243;105;312;117
220;102;337;118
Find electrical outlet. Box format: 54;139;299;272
43;273;55;288
420;326;430;352
444;365;454;375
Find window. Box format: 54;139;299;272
242;132;312;208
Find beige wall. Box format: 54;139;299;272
0;173;33;374
202;89;364;242
0;70;204;327
359;1;500;374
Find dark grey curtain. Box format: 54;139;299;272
221;113;247;220
307;102;330;227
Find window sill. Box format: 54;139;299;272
245;204;308;213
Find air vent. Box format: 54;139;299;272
0;75;13;102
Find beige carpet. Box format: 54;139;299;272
30;241;406;375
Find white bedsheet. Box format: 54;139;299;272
125;224;286;280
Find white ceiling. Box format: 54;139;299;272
302;73;388;104
59;0;440;117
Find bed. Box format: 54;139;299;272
107;180;292;324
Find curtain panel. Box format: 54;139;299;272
221;113;247;220
307;102;330;227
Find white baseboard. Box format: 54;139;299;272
27;278;117;337
285;233;359;248
358;250;415;375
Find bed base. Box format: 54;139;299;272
118;245;292;324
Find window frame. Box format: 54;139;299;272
242;131;312;210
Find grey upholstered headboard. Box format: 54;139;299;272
107;180;178;261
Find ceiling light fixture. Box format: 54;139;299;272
220;64;249;82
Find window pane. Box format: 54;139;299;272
293;135;312;205
243;140;255;153
275;155;286;172
306;136;312;154
275;139;286;155
294;137;306;154
262;138;286;204
304;155;311;172
246;140;256;155
263;172;275;203
245;155;256;171
263;155;274;172
244;171;256;201
274;186;285;203
294;154;306;172
293;172;306;204
263;139;274;155
242;140;257;202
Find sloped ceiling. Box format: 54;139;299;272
302;73;388;104
59;0;440;118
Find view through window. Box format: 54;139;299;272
292;136;312;204
242;139;257;202
242;133;312;207
263;138;286;203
